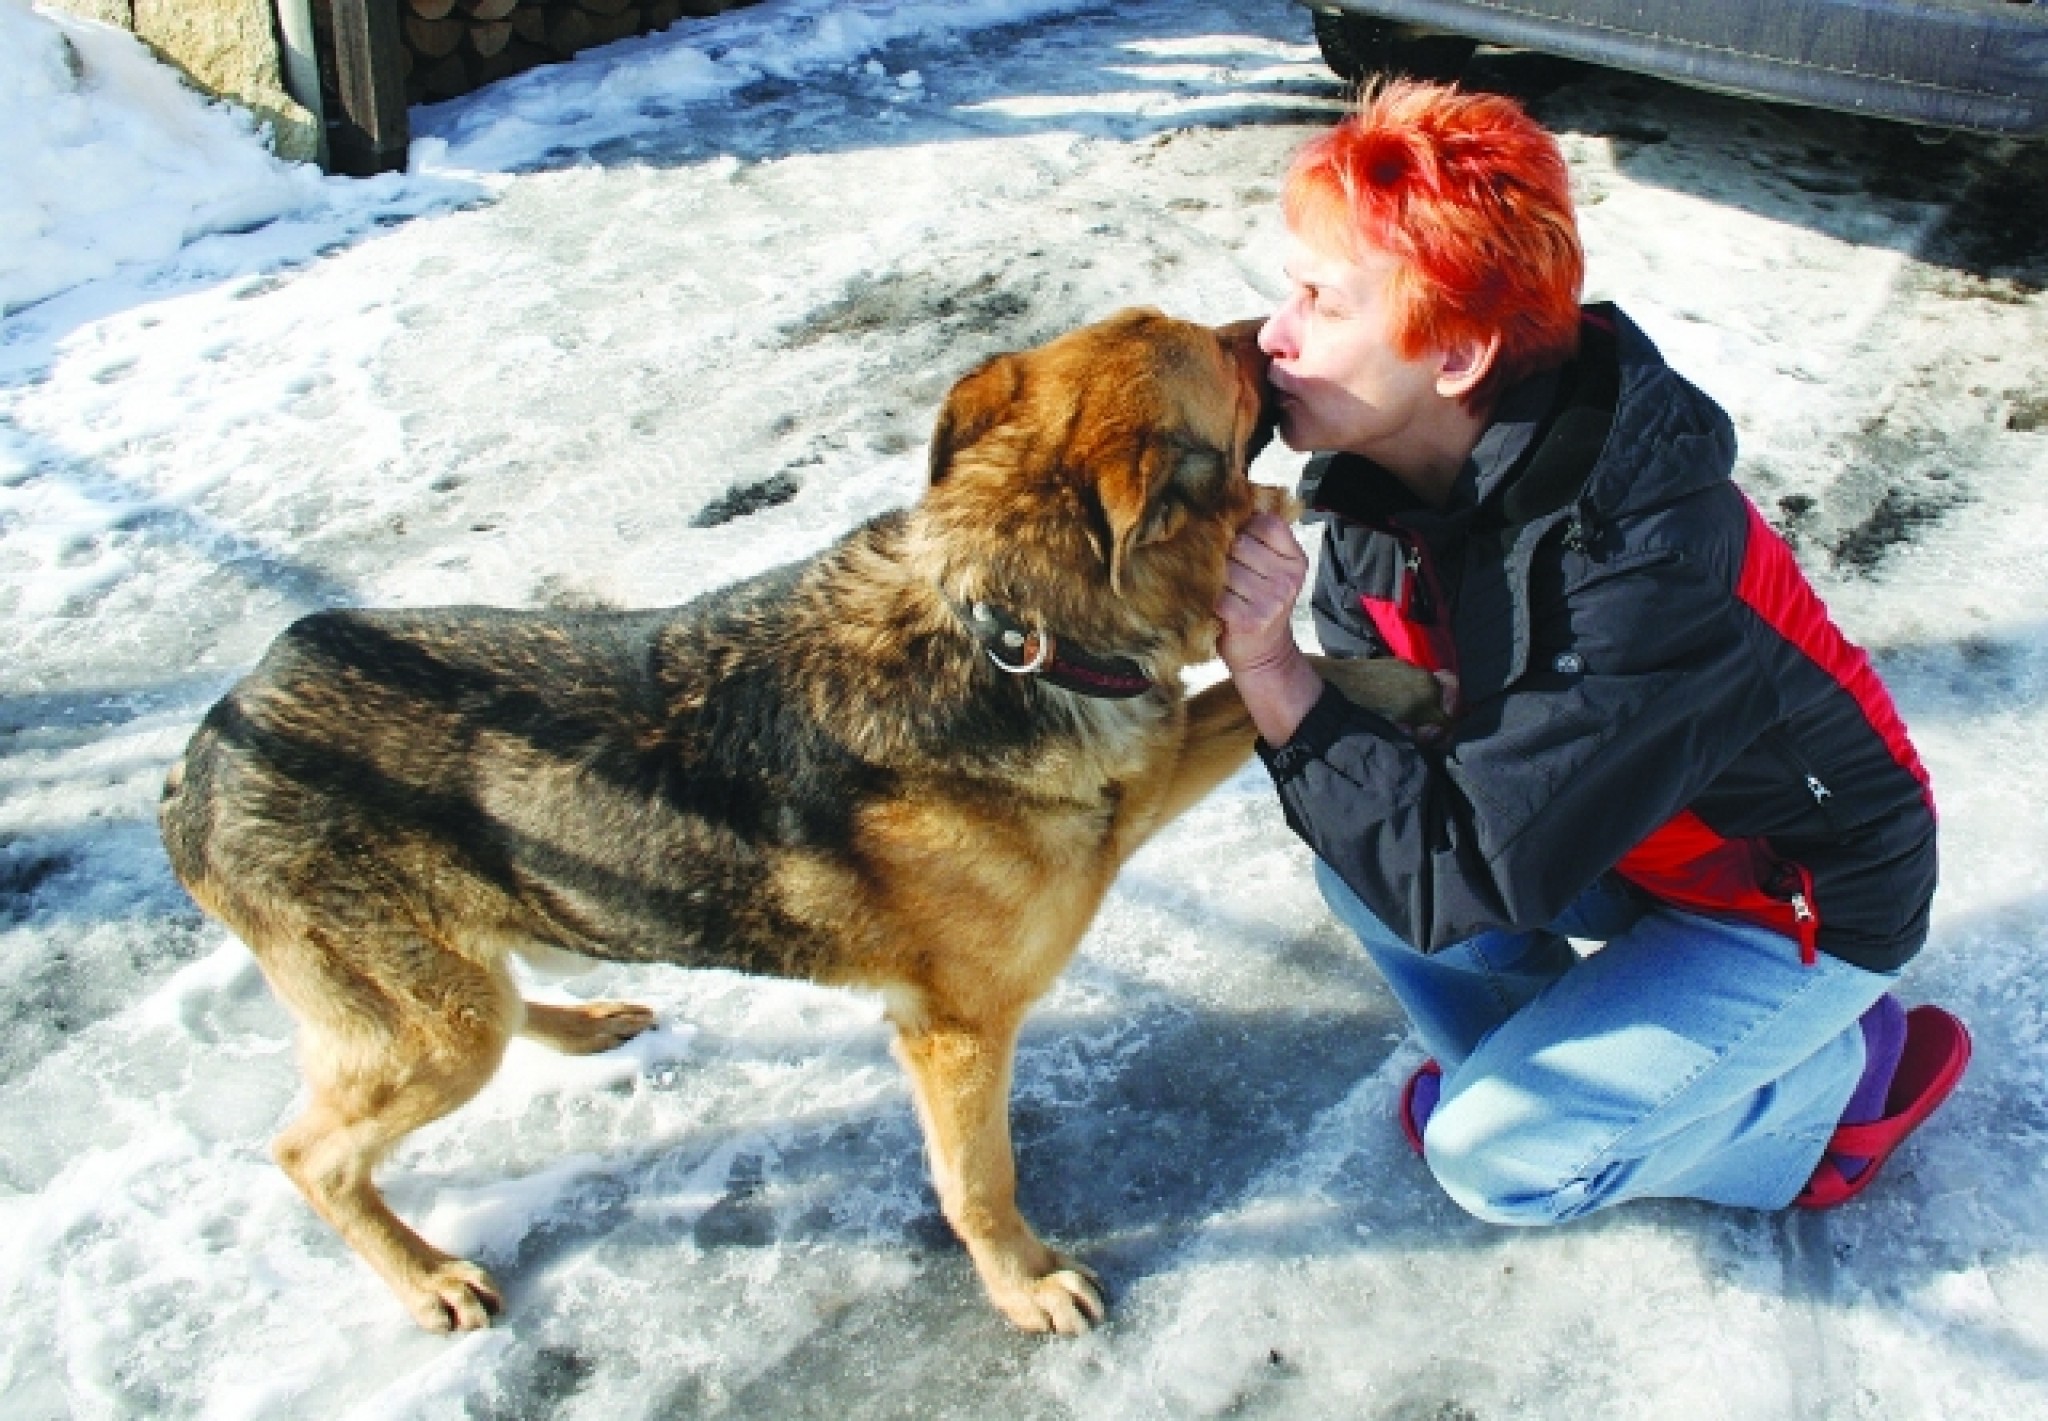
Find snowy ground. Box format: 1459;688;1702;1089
4;0;2048;1416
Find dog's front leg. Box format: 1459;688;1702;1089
1152;677;1260;828
891;1013;1103;1335
1152;658;1450;834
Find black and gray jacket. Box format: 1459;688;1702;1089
1258;304;1936;972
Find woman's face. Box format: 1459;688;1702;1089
1258;230;1445;464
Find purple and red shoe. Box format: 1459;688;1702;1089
1796;997;1971;1209
1398;1057;1441;1156
1394;995;1971;1207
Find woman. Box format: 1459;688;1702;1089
1216;80;1968;1221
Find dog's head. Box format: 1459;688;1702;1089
921;308;1281;672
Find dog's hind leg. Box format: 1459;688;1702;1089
267;933;518;1333
520;1000;658;1054
892;1011;1105;1336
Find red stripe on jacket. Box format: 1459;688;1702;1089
1732;498;1934;813
1616;497;1931;962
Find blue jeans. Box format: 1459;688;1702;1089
1314;860;1900;1221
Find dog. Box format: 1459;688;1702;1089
158;308;1444;1336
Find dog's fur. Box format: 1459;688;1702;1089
159;309;1443;1335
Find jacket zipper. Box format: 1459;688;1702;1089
1400;541;1431;620
1789;871;1818;966
1764;853;1820;966
1397;533;1460;678
1562;508;1590;555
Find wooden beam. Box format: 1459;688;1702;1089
327;0;410;176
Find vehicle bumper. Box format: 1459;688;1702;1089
1298;0;2048;136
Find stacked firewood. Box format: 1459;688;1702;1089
398;0;755;102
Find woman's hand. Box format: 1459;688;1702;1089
1216;514;1325;744
1216;512;1308;674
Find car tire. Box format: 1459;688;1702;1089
1310;9;1477;85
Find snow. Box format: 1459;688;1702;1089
0;3;333;320
3;0;2047;1415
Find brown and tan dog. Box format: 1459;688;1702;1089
158;309;1441;1336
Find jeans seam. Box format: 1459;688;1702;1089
1470;937;1525;1019
1760;1125;1836;1207
1556;926;1838;1203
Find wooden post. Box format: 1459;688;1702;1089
328;0;410;176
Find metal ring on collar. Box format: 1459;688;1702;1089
985;628;1053;675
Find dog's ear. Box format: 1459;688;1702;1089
1100;440;1227;597
928;354;1021;485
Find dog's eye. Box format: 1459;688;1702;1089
1173;448;1225;499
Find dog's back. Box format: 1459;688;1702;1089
161;559;901;983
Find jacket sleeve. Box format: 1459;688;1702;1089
1259;544;1780;951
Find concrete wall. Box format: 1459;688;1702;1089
42;0;323;165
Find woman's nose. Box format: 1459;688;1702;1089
1258;307;1296;362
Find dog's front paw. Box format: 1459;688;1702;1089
404;1258;504;1333
991;1253;1105;1337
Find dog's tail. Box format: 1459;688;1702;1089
158;707;231;912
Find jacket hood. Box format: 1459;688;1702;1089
1577;305;1737;523
1469;303;1737;533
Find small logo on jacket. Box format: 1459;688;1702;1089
1554;652;1585;674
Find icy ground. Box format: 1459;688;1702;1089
3;0;2048;1416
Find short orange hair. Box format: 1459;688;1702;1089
1283;80;1584;408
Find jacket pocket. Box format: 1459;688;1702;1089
1759;726;1845;832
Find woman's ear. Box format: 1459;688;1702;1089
1435;330;1502;402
